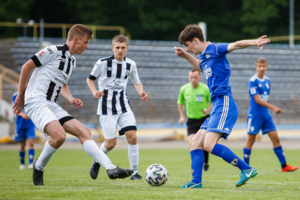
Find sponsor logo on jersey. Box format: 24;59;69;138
258;84;262;87
47;47;53;54
106;67;112;71
250;88;256;95
204;67;212;80
126;70;130;77
224;127;230;131
260;91;269;102
38;50;45;57
230;158;238;166
205;54;210;58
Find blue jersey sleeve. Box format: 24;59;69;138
216;43;229;56
249;80;258;97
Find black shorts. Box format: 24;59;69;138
187;115;210;136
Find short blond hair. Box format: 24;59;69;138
112;35;128;45
68;24;93;41
255;58;267;65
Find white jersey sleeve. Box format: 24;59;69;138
89;59;103;80
31;46;57;67
129;61;140;84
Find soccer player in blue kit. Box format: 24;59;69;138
174;25;270;188
243;58;299;172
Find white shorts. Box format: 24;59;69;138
24;100;73;132
100;111;137;139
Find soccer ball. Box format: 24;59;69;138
145;164;168;186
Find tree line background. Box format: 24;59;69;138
0;0;299;43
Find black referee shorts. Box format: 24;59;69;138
186;115;210;136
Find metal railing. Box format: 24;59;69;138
0;64;19;99
0;22;131;40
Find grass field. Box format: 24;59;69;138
0;148;300;199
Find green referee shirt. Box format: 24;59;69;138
177;82;211;119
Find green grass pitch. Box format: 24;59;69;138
0;148;299;199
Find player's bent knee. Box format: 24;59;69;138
203;143;213;153
106;143;116;150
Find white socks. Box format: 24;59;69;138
83;140;115;170
128;144;139;175
36;140;57;171
100;142;110;154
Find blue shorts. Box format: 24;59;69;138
246;113;276;135
14;128;36;141
200;95;238;139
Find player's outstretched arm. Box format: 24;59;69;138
174;47;202;72
13;60;37;114
227;35;270;52
86;78;103;99
253;95;283;115
134;83;148;102
61;84;83;109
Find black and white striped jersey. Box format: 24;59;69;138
25;44;76;104
89;55;140;115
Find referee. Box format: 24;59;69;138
177;69;212;171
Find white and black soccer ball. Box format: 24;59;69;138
145;164;168;186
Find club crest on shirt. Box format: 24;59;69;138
114;79;121;86
38;50;45;57
265;83;269;89
126;70;130;77
196;94;203;102
106;67;112;71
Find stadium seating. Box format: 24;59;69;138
10;37;300;125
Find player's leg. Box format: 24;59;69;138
26;127;36;169
243;134;256;164
267;131;299;172
200;116;210;171
118;111;141;180
89;115;118;179
19;137;26;170
205;95;256;187
181;128;206;188
64;118;133;179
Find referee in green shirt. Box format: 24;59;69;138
177;69;212;171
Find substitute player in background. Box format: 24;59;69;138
13;24;133;186
87;35;147;181
177;69;212;171
12;92;36;170
243;58;298;172
174;24;270;188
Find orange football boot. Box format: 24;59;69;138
281;164;299;172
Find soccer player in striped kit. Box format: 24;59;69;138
87;35;148;180
13;24;133;186
174;25;270;188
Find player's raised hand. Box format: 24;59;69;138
174;47;186;58
140;92;148;102
13;94;24;114
70;98;83;109
272;106;283;115
93;90;104;99
256;35;270;50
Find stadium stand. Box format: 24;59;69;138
7;37;300;127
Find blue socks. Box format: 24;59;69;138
243;148;251;164
273;146;286;168
19;151;25;165
190;149;204;184
28;149;35;164
212;144;251;171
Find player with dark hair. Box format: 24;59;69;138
177;69;212;171
13;24;133;186
87;35;148;180
243;58;299;172
174;24;270;188
12;92;36;170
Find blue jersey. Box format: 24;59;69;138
199;43;232;100
248;75;271;117
12;92;35;130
